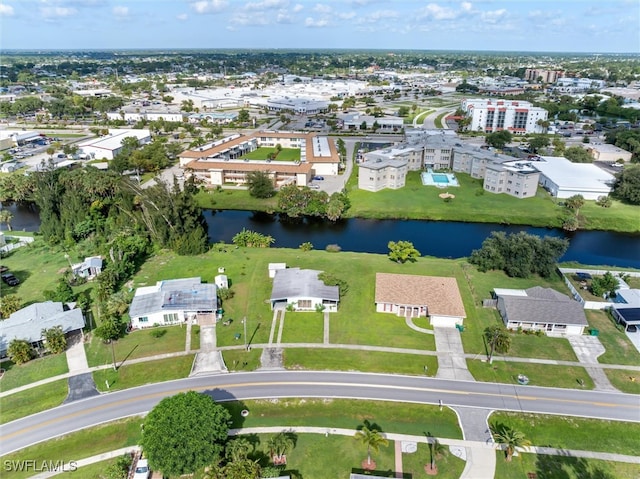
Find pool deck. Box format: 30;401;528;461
421;171;460;187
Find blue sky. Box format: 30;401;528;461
1;0;638;53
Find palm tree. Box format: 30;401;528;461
491;424;531;461
225;437;252;462
0;209;13;231
427;435;448;470
267;432;293;465
354;424;389;468
484;325;511;364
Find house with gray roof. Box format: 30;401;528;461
270;268;339;312
128;277;217;329
0;301;85;356
71;256;103;279
495;286;588;335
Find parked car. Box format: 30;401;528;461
308;184;320;189
133;458;151;479
313;176;325;181
0;265;8;273
1;273;19;286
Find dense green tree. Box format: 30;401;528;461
604;129;640;162
596;195;612;208
42;325;67;354
232;228;274;248
43;277;76;303
8;339;35;364
142;391;231;477
387;240;421;264
564;146;593;163
591;272;619;298
267;432;294;465
103;454;132;479
527;135;550;153
564;194;585;215
0;294;22;318
317;272;349;296
613;165;640;204
485;130;512;149
246;171;276;198
470;232;568;278
225;438;252;462
237;109;250;124
0;209;13;231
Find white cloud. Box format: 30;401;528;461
191;0;227;14
480;8;506;24
305;16;328;27
40;6;78;18
0;3;15;16
337;11;356;20
418;3;458;21
292;3;303;13
177;13;188;20
244;0;288;10
276;11;293;23
461;2;472;12
113;5;129;18
357;9;399;24
313;3;331;14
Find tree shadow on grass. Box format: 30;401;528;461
535;450;615;479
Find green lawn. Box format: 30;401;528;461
240;147;300;161
93;355;194;392
434;111;449;129
57;458;126;478
489;412;640;456
586;310;640;365
195;187;278;211
0;354;68;392
230;398;462;439
0;418;144;479
343;169;639;233
0;379;68;424
85;326;187;367
222;348;263;371
494;452;639;479
467;360;594;389
401;442;466;479
604;368;640;394
284;348;438;376
279;311;325;343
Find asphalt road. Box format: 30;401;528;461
1;371;638;456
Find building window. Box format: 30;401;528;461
297;299;312;308
163;313;179;323
139;317;148;323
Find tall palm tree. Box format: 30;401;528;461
484;325;511;364
354;424;389;467
491;424;531;461
225;437;252;462
428;436;448;469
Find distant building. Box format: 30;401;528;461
583;143;632;163
460;99;548;135
524;69;563;83
339;112;404;131
78;129;151;160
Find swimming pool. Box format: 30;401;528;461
421;171;460;187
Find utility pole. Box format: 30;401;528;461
242;317;247;351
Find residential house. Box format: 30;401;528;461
495;287;588;335
374;273;466;327
71;256;103;279
270;268;339;312
128;277;217;329
0;302;85;356
610;288;640;332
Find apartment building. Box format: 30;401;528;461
524;69;563;83
460;99;548;134
483;161;540;198
358;158;408;192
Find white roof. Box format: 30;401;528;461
268;263;287;270
79;129;150;152
534;156;615;190
494;288;528;297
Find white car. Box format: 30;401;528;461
133;459;151;479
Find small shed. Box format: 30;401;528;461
268;263;287;279
215;274;229;289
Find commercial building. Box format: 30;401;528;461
460;99;548;134
78;129;151;160
534;156;615;200
339;113;404;131
583;143;632;163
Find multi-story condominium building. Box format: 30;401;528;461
524;69;563;83
483;161;540;198
460;99;548;135
358;158;408;192
363;146;424;171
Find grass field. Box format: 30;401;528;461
603;368;640;394
194;188;278;211
93;355;194;392
494;452;639;479
0;354;68;392
240;147;300;161
0;379;68;424
284;349;439;376
84;326;188;367
586;310;640;366
489;411;640;456
467;360;594;389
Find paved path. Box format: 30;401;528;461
405;316;434;334
567;335;617;391
434;327;475;381
63;332;99;403
323;311;330;344
190;324;226;376
65;331;89;373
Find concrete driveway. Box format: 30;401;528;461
567;335;617;391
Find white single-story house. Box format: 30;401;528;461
374;273;466;327
128;277;217;329
214;274;229;289
534;156;615;200
270;268;339;312
0;301;85;356
495;286;588;335
71;256;103;279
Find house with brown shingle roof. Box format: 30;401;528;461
178;130;339;188
374;273;466;327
